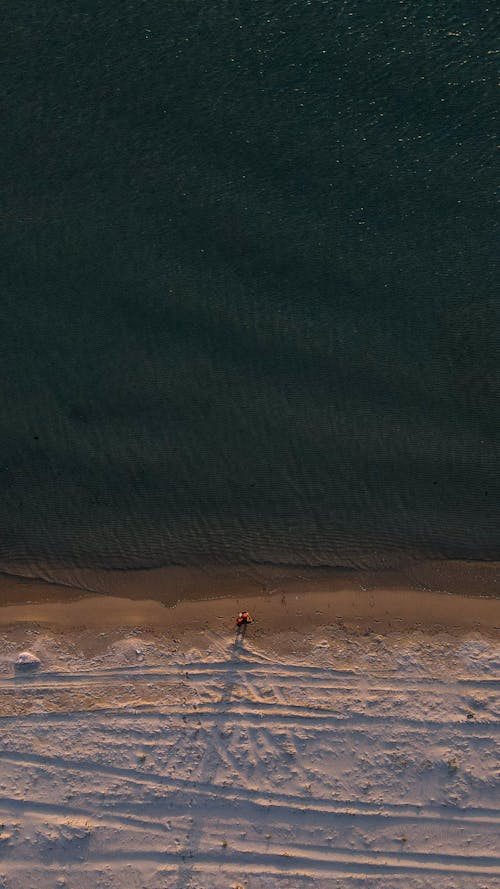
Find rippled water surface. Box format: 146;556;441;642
2;1;498;571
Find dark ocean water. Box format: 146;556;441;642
2;1;498;572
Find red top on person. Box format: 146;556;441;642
236;611;252;627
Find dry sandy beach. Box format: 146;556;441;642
0;562;498;888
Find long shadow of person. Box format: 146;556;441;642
173;621;253;887
237;621;248;642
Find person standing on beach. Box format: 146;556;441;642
236;610;253;637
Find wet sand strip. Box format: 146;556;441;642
0;560;498;637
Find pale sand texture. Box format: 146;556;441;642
0;623;498;888
0;562;498;887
